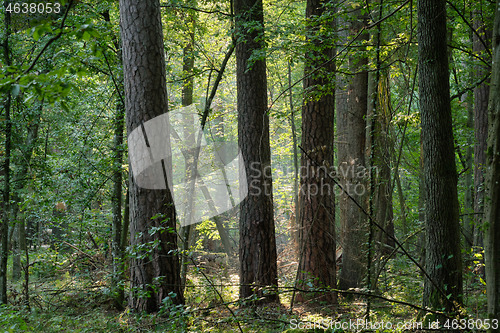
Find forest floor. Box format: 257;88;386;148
0;244;487;332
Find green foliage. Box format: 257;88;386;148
0;0;491;330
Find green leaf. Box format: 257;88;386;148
82;31;91;41
11;84;20;97
61;101;70;112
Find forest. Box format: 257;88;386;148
0;0;499;331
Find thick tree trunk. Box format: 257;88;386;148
484;0;500;326
119;0;183;312
234;0;279;303
337;3;369;290
418;0;462;314
295;0;336;304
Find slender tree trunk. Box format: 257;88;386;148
395;168;408;237
371;73;395;254
464;86;474;248
473;3;492;248
180;25;195;291
288;60;300;253
119;0;183;312
337;2;369;290
110;62;126;310
120;186;129;252
99;8;127;311
12;102;41;280
484;0;500;326
234;0;279;303
295;0;336;304
419;0;462;314
0;3;12;304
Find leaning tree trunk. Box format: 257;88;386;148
295;0;336;304
119;0;183;312
484;0;500;327
418;0;462;315
234;0;279;303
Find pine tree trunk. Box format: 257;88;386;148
119;0;183;312
418;0;462;314
295;0;336;304
484;0;500;325
234;0;279;303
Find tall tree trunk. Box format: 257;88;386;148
119;0;183;312
371;73;395;254
12;102;41;281
295;0;336;304
234;0;279;303
100;8;127;311
473;2;492;248
419;0;462;314
180;23;195;291
337;2;369;290
369;71;395;291
0;3;12;304
288;60;300;253
484;0;500;326
110;63;126;310
464;86;474;248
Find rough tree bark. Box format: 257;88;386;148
484;0;500;327
295;0;336;304
119;0;183;312
418;0;462;314
234;0;279;302
336;2;369;290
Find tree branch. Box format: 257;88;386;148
21;0;74;76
